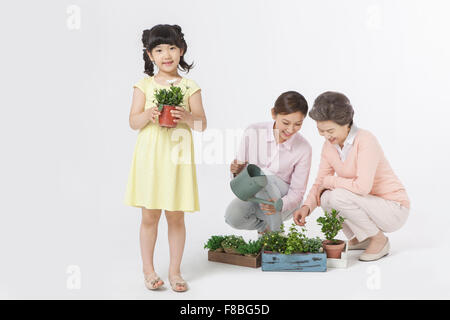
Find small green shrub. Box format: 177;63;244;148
285;224;307;254
204;235;226;251
153;85;187;111
261;223;324;254
302;237;323;253
316;209;345;244
236;239;263;256
261;227;288;254
221;235;246;250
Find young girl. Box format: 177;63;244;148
124;24;207;292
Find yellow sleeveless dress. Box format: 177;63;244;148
124;76;200;212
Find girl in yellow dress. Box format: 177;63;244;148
124;24;207;292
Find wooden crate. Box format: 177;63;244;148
207;250;261;268
261;252;327;272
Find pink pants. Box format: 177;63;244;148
320;188;409;242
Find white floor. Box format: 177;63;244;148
2;212;449;300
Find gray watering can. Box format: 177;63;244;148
230;164;283;212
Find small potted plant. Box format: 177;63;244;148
316;209;346;259
153;85;186;128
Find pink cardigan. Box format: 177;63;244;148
304;129;410;213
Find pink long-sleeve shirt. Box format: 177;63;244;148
235;121;312;212
304;128;410;213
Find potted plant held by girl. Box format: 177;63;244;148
316;209;346;259
153;84;187;128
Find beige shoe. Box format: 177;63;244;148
169;275;188;292
348;238;371;250
144;272;164;290
359;238;390;262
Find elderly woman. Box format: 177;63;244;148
294;92;410;261
225;91;312;235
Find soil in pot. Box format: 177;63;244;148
159;105;177;128
322;240;346;259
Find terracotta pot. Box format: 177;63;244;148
158;105;177;128
322;240;346;259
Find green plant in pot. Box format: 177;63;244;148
316;209;346;259
284;224;324;254
221;235;246;255
204;235;226;252
261;224;288;254
153;85;186;128
284;224;306;254
236;239;263;257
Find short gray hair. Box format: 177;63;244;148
309;91;354;126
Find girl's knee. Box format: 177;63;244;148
165;211;185;225
141;209;162;226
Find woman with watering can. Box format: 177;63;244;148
225;91;312;235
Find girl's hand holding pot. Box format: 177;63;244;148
146;106;161;123
170;106;192;124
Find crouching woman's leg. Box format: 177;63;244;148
320;188;409;242
224;198;268;233
319;188;409;260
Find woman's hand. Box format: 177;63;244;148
145;106;161;123
171;106;193;124
293;206;310;226
230;159;248;176
260;199;277;215
316;185;330;206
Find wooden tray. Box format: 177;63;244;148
207;250;261;268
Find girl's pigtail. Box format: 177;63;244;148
172;24;194;73
142;29;154;76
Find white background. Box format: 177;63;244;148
1;0;449;299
